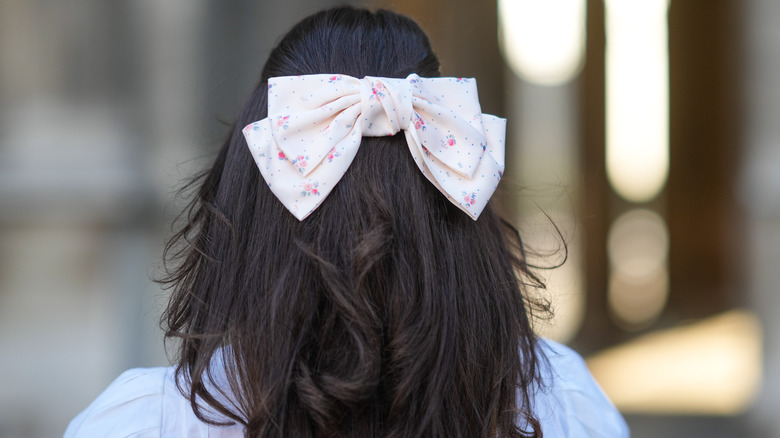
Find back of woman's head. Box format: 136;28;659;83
161;7;542;438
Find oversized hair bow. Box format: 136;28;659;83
242;73;506;220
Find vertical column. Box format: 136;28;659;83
743;0;780;435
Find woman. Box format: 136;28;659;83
66;7;628;438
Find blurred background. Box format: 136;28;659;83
0;0;777;437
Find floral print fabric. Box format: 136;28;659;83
243;73;506;220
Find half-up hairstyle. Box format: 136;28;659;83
160;7;545;438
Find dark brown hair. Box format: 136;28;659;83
161;7;545;438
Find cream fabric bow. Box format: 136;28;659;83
242;73;506;220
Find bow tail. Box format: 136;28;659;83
405;114;506;220
243;118;362;220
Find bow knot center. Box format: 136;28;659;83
359;77;413;137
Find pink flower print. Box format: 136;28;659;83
275;115;290;130
326;147;341;162
328;75;341;83
421;145;431;157
369;81;385;100
268;83;275;90
278;151;286;160
413;113;427;131
479;142;487;151
456;77;470;83
301;182;320;197
291;154;310;174
442;134;456;149
462;191;477;207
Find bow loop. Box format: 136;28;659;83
407;77;487;179
267;75;362;177
244;74;505;220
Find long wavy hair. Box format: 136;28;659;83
160;7;546;438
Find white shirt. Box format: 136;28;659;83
64;339;629;437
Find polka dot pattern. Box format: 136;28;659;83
243;74;506;220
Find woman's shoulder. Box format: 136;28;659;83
64;366;244;438
64;367;168;437
533;338;630;438
66;343;626;438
